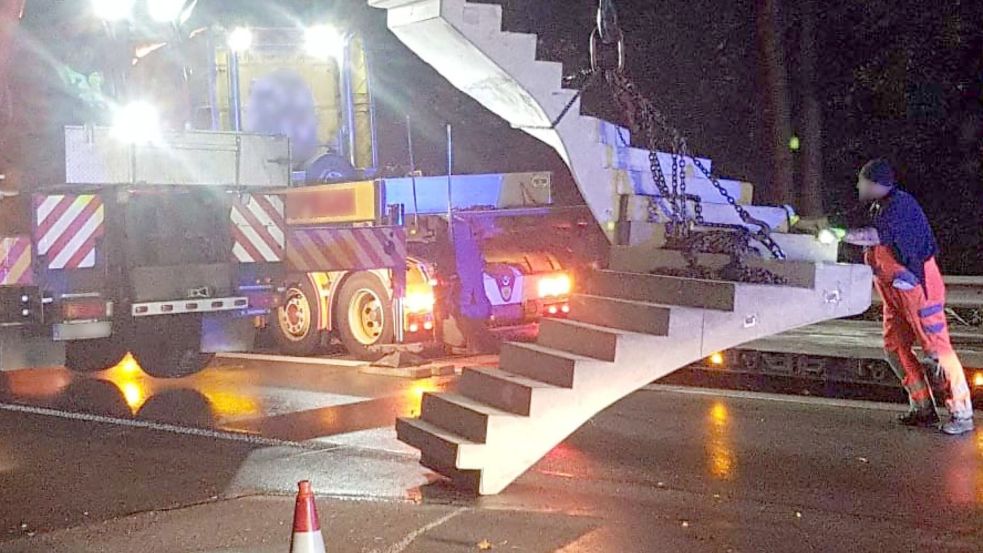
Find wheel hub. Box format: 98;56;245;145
279;288;312;341
348;289;384;346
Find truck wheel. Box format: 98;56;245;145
130;315;212;378
273;279;323;356
336;273;394;360
64;337;128;373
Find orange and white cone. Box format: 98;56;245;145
290;480;326;553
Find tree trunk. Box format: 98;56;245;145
0;0;25;184
755;0;795;206
798;0;824;216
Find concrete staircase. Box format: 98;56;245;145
369;0;874;494
398;256;871;494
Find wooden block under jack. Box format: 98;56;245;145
359;363;456;379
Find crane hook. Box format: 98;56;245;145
590;0;625;73
596;0;622;45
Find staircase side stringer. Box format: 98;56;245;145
467;263;873;494
378;0;628;240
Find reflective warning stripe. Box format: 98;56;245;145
231;194;285;263
34;195;104;270
0;237;34;285
286;227;407;272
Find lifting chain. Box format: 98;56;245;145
585;1;786;284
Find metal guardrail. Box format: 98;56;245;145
871;275;983;309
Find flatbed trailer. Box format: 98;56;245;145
691;277;983;401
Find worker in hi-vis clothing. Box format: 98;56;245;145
836;159;974;435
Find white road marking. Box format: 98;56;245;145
216;352;368;368
377;507;468;553
642;384;908;411
217;387;368;424
314;427;418;456
0;401;329;450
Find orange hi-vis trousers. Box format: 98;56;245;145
866;246;973;418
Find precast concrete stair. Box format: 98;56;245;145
396;256;872;494
371;0;874;495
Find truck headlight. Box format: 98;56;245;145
538;274;572;298
227;27;254;53
91;0;135;21
112;101;162;145
304;25;345;60
403;291;435;314
147;0;186;22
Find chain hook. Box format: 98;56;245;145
590;0;625;73
596;0;621;44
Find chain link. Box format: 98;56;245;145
604;70;788;283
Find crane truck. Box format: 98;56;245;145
160;21;592;358
1;0;590;369
0;1;410;374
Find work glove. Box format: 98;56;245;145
816;227;847;245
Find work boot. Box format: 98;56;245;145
941;416;974;436
898;409;939;427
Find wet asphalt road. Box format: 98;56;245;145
0;356;982;552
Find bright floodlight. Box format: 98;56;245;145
112;101;162;145
91;0;135;21
227;27;253;53
147;0;186;22
304;25;345;60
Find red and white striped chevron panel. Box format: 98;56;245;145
287;227;407;272
231;194;286;263
0;236;34;285
34;194;105;270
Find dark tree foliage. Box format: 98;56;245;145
485;0;983;273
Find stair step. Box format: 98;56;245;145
497;33;539;70
621;196;793;232
499;341;606;387
396;417;478;468
610;168;753;206
536;318;624;361
609;247;817;288
595;120;632;147
569;294;672;335
421;393;520;444
612;221;839;264
585;270;736;311
460;2;503;29
419;453;481;493
459;366;562;416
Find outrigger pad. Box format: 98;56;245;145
371;350;428;368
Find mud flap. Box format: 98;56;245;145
201;313;256;353
0;327;65;371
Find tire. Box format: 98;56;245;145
272;278;323;356
56;379;133;418
64;337;128;373
336;272;394;360
137;389;215;427
130;314;212;378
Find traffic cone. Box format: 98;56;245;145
290;480;326;553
